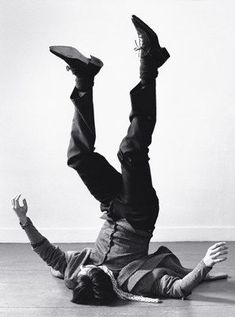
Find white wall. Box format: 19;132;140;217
1;0;235;242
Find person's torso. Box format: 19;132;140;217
89;216;153;274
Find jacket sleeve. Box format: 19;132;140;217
20;217;67;275
155;261;212;298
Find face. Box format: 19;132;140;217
78;264;97;277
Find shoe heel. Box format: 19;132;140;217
90;55;104;68
89;55;104;75
161;47;170;59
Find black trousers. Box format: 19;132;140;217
67;81;159;231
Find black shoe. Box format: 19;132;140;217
131;15;170;68
49;46;103;90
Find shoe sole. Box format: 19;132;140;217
49;45;103;69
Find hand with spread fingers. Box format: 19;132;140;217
203;242;228;268
11;194;28;225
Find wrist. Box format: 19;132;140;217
202;258;213;268
19;215;28;226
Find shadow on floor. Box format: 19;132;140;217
191;279;235;306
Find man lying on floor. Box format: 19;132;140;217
11;15;228;305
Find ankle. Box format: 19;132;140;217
140;56;159;82
75;76;94;91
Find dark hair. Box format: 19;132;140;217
71;267;117;305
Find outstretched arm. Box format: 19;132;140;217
11;194;67;275
156;242;228;298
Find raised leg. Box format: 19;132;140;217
67;87;122;206
49;46;122;207
111;81;159;231
109;15;170;231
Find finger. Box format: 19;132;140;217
11;199;16;209
15;198;21;209
212;251;228;259
12;196;17;206
16;194;21;202
23;199;28;209
12;197;17;209
213;257;227;264
13;194;21;208
210;242;226;250
211;246;228;254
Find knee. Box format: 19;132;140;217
117;148;149;169
67;152;92;170
67;140;96;169
67;154;82;170
118;134;149;158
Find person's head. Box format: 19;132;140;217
71;265;117;305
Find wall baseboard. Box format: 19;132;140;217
0;226;235;243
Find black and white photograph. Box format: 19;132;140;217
0;0;235;316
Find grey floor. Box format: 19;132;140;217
0;242;234;317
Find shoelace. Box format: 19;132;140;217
134;38;143;57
